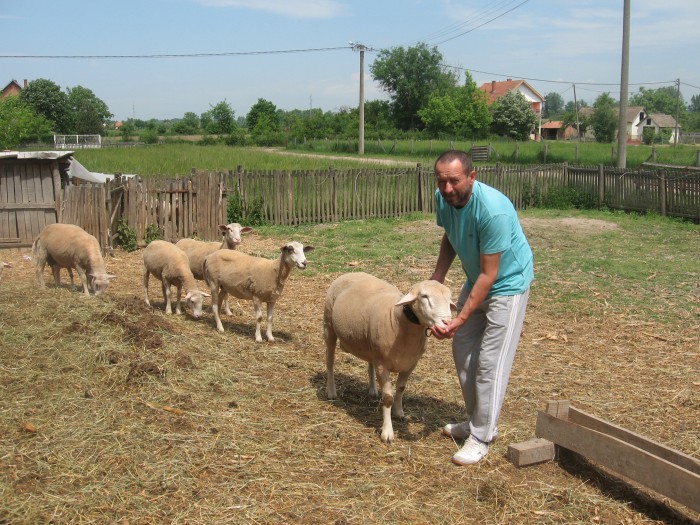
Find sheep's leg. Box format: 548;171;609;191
367;363;378;398
223;295;232;316
143;269;151;306
252;297;264;343
74;266;90;295
211;286;225;333
51;264;62;288
264;301;275;342
162;280;173;314
324;324;338;399
174;285;183;315
34;247;47;288
393;368;415;419
376;364;395;444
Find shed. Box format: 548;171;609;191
0;151;70;249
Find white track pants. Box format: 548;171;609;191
452;286;530;443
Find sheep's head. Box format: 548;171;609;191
219;223;253;248
90;273;117;296
186;290;210;318
281;242;314;270
395;280;456;330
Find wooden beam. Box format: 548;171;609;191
536;410;700;513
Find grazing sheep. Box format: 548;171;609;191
175;223;252;314
143;240;210;317
33;223;115;296
0;261;11;281
203;241;314;342
324;272;455;444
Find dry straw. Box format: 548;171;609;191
0;224;698;524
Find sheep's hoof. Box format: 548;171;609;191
380;431;394;444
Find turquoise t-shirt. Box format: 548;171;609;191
435;181;534;297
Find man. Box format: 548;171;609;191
430;150;534;466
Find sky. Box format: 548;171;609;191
2;0;699;122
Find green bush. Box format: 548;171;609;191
116;218;137;252
145;224;163;244
140;129;159;144
227;189;267;226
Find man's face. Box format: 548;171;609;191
436;159;476;208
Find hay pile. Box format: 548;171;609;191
0;222;698;524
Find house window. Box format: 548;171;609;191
646;118;652;125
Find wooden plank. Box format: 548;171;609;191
536;410;700;512
567;407;700;476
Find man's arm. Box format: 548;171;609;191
432;251;501;339
430;233;456;283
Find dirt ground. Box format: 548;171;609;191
0;217;698;524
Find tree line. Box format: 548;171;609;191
2;43;699;150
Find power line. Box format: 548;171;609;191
441;63;676;89
0;46;350;59
432;0;532;46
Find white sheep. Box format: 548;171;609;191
203;241;314;342
0;261;11;281
324;272;455;444
175;223;252;314
33;223;115;296
143;240;210;317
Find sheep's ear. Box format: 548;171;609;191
241;227;253;234
303;245;314;253
450;301;458;312
218;224;228;232
395;292;417;306
2;262;11;268
281;244;293;253
201;291;211;297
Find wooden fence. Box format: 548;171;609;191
55;163;700;249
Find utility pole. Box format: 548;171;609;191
351;42;366;155
573;83;581;143
674;78;681;147
617;0;631;168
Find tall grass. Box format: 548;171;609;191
73;143;394;178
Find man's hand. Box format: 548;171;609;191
431;317;466;340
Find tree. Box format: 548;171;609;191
246;98;279;133
689;94;700;113
370;42;457;130
206;100;235;134
172;112;199;134
590;93;618;143
363;100;393;137
0;96;53;148
543;92;565;118
629;86;682;116
490;91;537;140
66;86;112;134
19;78;70;133
418;71;491;138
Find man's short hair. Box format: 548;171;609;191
434;150;474;175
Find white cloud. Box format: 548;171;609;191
197;0;349;19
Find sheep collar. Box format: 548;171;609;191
402;304;421;325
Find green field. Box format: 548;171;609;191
73;141;700;179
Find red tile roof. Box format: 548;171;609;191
478;79;544;104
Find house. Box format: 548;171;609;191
576;106;648;142
637;114;681;143
541;121;577;141
478;79;544;139
1;79;26;98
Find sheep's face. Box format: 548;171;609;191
219;223;253;248
282;242;314;270
186;291;210;318
397;281;456;329
90;273;116;296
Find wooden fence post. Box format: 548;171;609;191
544;143;548;163
514;142;519;161
696;149;700;167
575;143;579;163
598;164;605;207
659;172;667;216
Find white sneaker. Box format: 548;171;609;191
452;435;489;466
443;422;499;442
442;421;470;440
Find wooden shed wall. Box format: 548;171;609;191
0;159;60;248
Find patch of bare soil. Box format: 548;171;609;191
521;217;621;234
